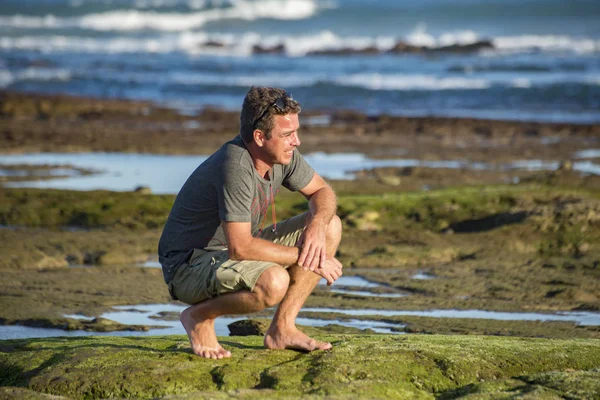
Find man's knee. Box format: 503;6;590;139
254;266;290;307
327;214;342;244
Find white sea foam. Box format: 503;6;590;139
0;35;187;54
511;78;532;88
585;75;600;86
406;23;480;48
0;0;328;32
406;24;600;55
0;14;64;29
336;74;489;91
168;71;319;87
3;28;599;62
0;68;72;88
0;30;393;57
494;35;600;54
281;30;396;56
133;0;187;8
0;70;15;87
19;67;72;82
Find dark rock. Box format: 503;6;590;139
83;251;106;265
149;311;180;321
307;46;380;56
331;110;371;123
545;289;566;298
474;126;492;137
134;185;152;195
203;40;225;48
228;319;269;336
252;44;286;55
431;40;494;53
558;160;573;171
387;41;426;54
572;303;600;312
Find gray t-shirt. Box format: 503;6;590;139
158;135;315;283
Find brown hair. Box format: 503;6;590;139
240;86;301;143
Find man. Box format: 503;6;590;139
158;86;343;359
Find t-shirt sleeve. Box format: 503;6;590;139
282;149;315;191
217;161;253;222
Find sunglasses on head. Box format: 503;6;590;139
254;92;293;128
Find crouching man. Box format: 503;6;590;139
158;86;343;359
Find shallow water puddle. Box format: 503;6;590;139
575;149;600;159
412;271;435;280
142;260;161;268
3;302;598;339
319;276;380;287
0;167;81;177
301;308;600;326
2;152;598;193
320;275;408;297
100;304;400;335
329;289;409;298
0;303;401;340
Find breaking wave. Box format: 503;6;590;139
0;0;330;32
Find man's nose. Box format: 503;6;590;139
291;131;301;146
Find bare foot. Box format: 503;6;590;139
180;307;231;359
264;326;332;352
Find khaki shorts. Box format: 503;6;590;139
169;212;308;305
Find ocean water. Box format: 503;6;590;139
0;0;599;122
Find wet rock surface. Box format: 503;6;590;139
1;91;598;164
0;91;599;339
1;335;598;399
0;182;599;338
0;91;599;398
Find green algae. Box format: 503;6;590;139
1;180;599;336
438;369;600;399
1;335;599;399
0;189;174;230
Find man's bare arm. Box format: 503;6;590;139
223;221;300;266
223;219;342;285
223;172;340;283
297;173;337;271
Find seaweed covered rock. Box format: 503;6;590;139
1;335;599;399
228;319;269;336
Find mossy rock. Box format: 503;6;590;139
1;335;599;399
346;210;381;231
227;319;374;337
228;319;269;336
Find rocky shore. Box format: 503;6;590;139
1;91;599;399
1;334;599;399
1;90;598;163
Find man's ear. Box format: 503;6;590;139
253;129;266;147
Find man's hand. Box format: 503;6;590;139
315;256;343;286
297;218;327;272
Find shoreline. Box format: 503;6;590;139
1;90;598;160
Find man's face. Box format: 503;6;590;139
263;113;301;165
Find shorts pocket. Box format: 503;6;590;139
214;261;245;294
171;262;213;305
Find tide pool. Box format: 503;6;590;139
2;152;598;194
